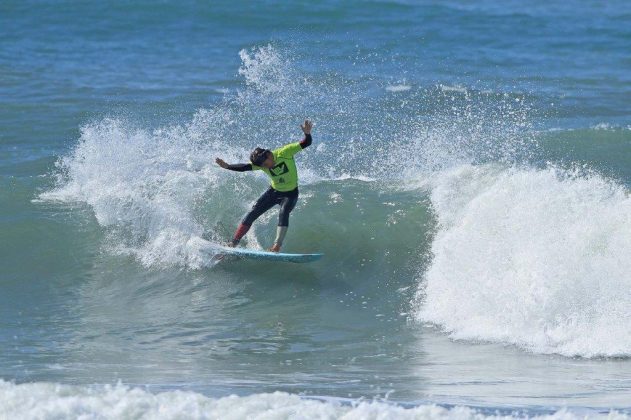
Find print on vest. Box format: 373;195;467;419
270;162;289;176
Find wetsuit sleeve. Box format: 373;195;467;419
226;163;253;172
299;134;312;149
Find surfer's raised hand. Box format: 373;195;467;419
301;119;313;135
215;157;229;169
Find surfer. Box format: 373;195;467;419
215;119;313;252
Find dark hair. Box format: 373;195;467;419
250;148;271;166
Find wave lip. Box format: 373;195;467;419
416;165;631;358
0;380;626;419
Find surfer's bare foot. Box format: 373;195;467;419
269;243;281;253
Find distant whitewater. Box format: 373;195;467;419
1;380;628;419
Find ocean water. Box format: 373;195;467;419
2;0;631;418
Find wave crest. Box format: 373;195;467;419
416;165;631;358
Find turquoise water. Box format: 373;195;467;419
2;1;631;418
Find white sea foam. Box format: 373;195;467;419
415;164;631;358
386;84;412;92
438;84;468;94
589;123;631;131
591;122;614;130
39;117;246;269
0;380;625;420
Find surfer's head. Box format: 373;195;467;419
250;148;274;168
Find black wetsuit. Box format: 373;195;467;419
241;187;298;226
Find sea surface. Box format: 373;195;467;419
2;1;631;418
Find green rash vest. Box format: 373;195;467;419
251;142;303;192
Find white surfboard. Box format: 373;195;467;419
214;246;323;263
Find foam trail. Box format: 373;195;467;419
415;165;631;358
0;380;623;419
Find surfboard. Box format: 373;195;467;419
214;246;323;263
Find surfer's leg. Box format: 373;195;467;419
272;190;299;249
231;188;276;246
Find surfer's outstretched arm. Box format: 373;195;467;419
299;119;313;149
215;158;253;172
